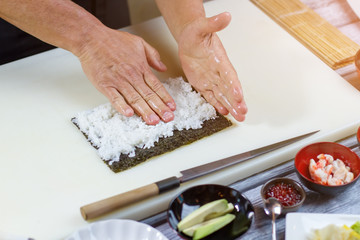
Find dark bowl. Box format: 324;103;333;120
260;177;306;214
295;142;360;195
167;184;254;240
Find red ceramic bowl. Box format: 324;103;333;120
260;177;306;214
295;142;360;195
355;49;360;78
357;127;360;145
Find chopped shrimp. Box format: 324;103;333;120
333;166;347;181
309;159;328;185
324;165;333;175
309;159;319;180
317;153;334;164
314;168;329;185
308;154;354;186
344;172;354;184
327;175;343;186
316;159;327;169
332;159;345;172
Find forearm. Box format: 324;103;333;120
0;0;105;56
155;0;205;42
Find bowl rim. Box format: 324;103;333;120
166;183;253;212
260;177;306;209
294;141;360;188
355;49;360;71
166;183;254;239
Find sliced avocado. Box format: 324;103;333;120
204;203;234;220
177;199;228;232
192;214;235;240
182;216;225;237
352;221;360;235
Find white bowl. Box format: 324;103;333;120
65;219;168;240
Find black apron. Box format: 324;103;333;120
0;0;130;65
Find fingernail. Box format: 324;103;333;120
162;111;174;122
148;113;160;124
167;102;176;111
217;105;229;115
231;107;245;121
236;102;248;114
125;108;134;116
158;60;167;70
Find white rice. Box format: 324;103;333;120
72;77;217;164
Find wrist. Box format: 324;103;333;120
65;12;106;58
173;16;202;43
155;0;205;43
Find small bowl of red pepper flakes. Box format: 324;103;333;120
260;177;306;214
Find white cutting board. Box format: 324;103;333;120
1;0;360;239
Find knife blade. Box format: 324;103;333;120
0;232;35;240
348;0;360;19
80;130;318;220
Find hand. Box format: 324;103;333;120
177;12;247;122
77;28;176;125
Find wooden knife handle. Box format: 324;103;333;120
80;176;180;220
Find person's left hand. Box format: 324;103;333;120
76;28;176;125
177;12;247;122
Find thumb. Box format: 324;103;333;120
204;12;231;34
142;40;167;72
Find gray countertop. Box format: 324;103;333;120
142;134;360;240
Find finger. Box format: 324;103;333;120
201;90;229;116
127;94;161;125
128;72;174;123
142;40;167;72
115;78;161;125
217;66;244;102
103;87;134;117
212;85;246;122
115;63;170;124
144;70;176;111
218;66;248;115
205;12;232;34
209;50;247;115
205;69;247;117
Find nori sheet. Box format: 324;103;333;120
72;114;232;173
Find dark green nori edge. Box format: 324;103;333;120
71;114;232;173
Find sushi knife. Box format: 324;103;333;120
0;232;35;240
80;130;319;220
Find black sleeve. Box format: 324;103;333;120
0;0;130;65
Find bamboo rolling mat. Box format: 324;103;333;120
251;0;360;69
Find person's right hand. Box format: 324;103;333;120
76;27;176;125
177;12;247;122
